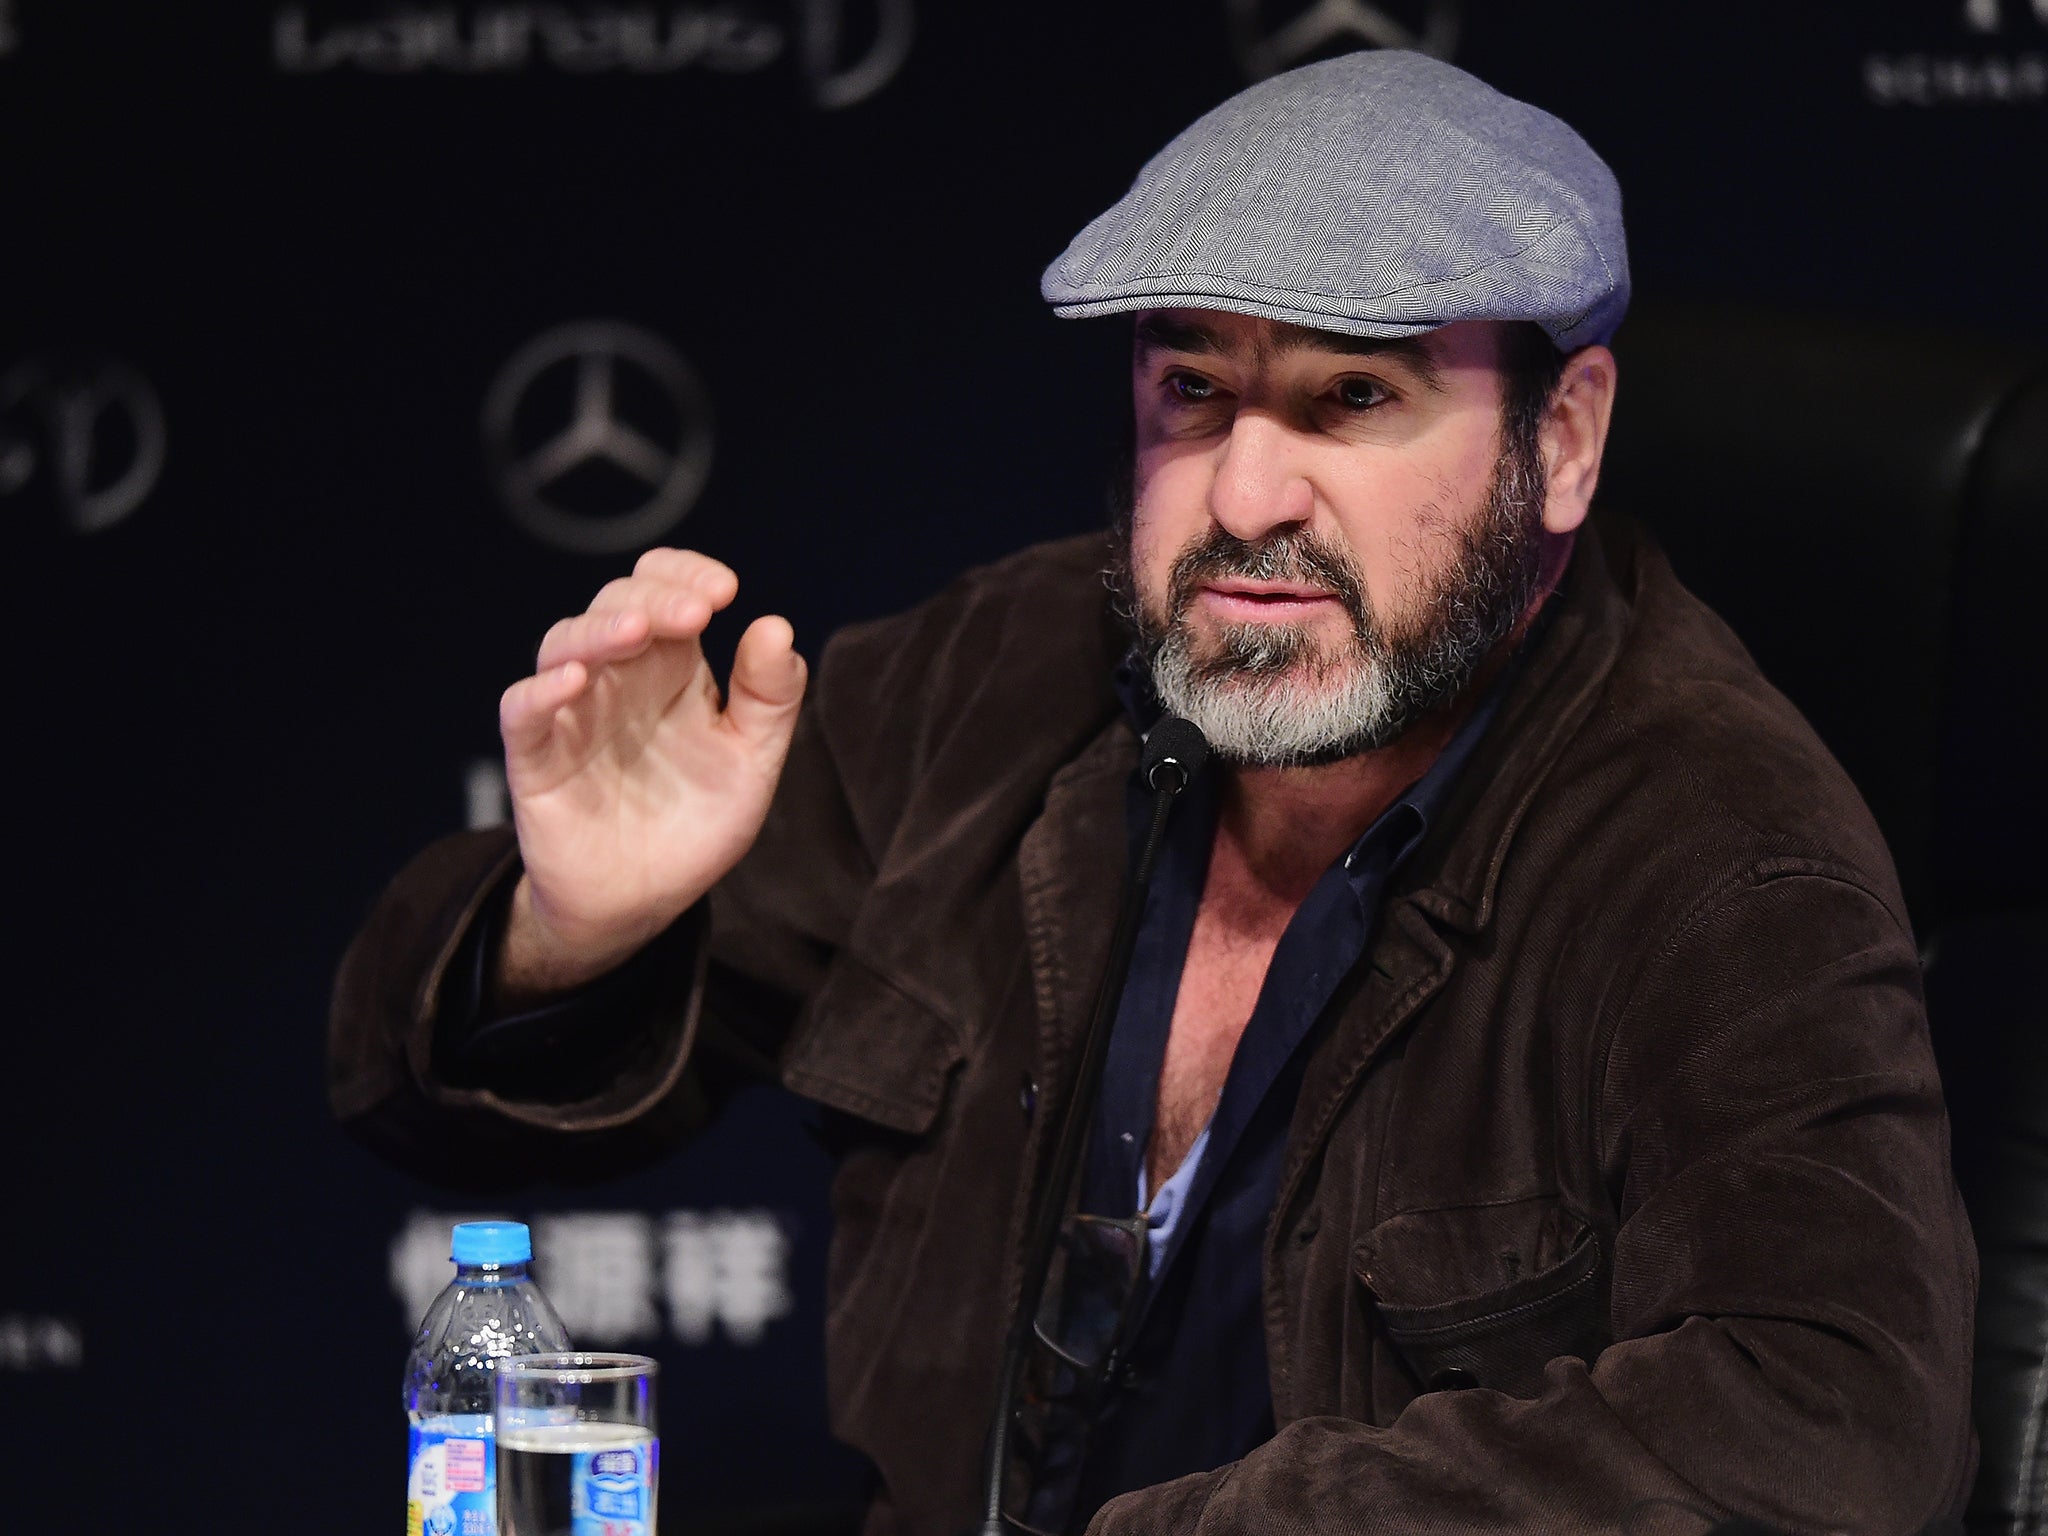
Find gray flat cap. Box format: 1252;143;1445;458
1042;51;1629;351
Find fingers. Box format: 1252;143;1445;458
724;614;807;753
513;553;793;765
536;596;703;672
500;659;589;754
534;550;735;671
632;548;739;607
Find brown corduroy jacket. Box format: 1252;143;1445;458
330;516;1976;1535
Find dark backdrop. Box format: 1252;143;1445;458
3;1;2043;1529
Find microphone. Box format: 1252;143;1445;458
977;718;1210;1535
1142;715;1210;795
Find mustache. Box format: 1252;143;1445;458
1166;526;1372;629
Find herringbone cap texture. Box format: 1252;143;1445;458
1042;50;1629;350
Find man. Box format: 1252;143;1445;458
331;51;1975;1534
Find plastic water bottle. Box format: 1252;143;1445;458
404;1221;571;1536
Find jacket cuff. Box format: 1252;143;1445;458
416;900;709;1136
431;870;688;1105
329;826;521;1127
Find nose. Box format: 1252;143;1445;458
1207;410;1314;541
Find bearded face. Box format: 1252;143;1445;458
1114;387;1551;767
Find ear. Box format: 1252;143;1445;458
1538;344;1618;537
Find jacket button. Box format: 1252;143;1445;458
1019;1076;1038;1120
1429;1367;1479;1391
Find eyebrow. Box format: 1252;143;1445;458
1132;313;1446;393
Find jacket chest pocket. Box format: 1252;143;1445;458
1357;1196;1609;1400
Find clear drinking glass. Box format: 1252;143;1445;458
496;1352;659;1536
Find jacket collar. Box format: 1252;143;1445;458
1403;519;1635;935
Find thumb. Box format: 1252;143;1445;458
724;613;807;752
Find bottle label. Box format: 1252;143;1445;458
567;1441;655;1536
407;1415;496;1536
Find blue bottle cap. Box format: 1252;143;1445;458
451;1220;532;1266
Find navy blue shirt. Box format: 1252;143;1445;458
1061;658;1508;1518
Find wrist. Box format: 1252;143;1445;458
493;874;668;1008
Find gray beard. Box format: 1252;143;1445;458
1116;437;1548;768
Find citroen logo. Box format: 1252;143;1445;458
1227;0;1461;79
0;357;168;534
483;320;715;555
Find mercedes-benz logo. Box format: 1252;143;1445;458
482;320;714;555
1228;0;1461;79
0;356;168;534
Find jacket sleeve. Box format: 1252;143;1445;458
325;653;879;1189
1087;870;1977;1536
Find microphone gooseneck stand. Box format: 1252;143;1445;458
977;716;1211;1536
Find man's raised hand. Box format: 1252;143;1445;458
494;548;807;1001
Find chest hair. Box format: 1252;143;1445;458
1141;728;1448;1195
1145;854;1300;1194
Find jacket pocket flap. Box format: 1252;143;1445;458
1358;1200;1607;1398
782;958;964;1136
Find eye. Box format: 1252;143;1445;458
1164;371;1216;404
1334;376;1390;410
